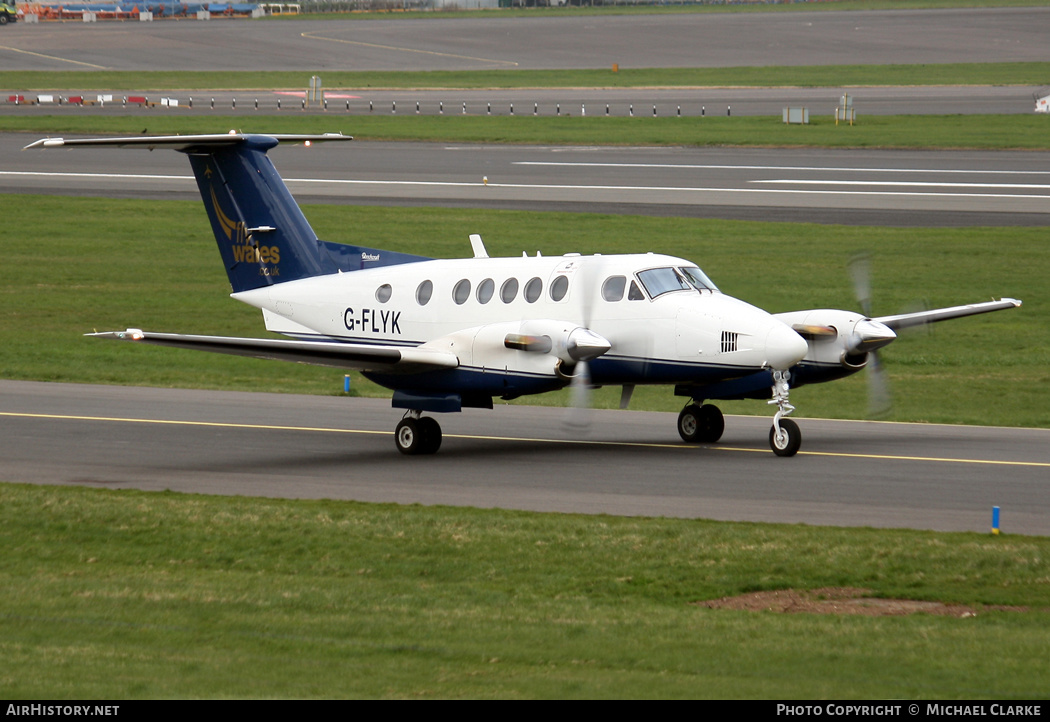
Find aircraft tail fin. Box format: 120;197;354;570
184;134;335;292
26;133;429;293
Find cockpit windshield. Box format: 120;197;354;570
636;266;719;299
680;266;718;292
637;267;690;298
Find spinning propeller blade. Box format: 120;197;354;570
563;258;602;432
564;360;594;430
848;252;893;418
848;252;873;318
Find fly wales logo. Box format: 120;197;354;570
209;184;280;275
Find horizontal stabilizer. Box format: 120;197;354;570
28;132;356;294
88;329;459;374
23;132;352;152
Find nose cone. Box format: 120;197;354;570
567;327;612;362
764;322;809;370
851;319;897;354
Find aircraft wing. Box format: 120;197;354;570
874;298;1021;331
87;330;459;374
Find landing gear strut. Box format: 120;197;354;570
677;403;725;443
395;412;442;455
768;369;801;457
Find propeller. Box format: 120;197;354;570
562;327;614;427
563;257;603;432
500;257;610;432
847;252;893;418
564;355;593;431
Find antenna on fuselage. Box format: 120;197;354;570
469;234;489;259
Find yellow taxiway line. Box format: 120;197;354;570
300;31;519;67
0;44;109;70
4;411;1049;468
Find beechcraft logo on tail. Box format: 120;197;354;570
209;183;280;274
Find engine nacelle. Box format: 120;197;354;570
774;309;896;370
420;319;611;382
504;319;611;365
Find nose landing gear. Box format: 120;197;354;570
768;369;801;457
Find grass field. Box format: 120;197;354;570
7;113;1050;151
3;195;1045;427
2;483;1048;699
10;61;1050;92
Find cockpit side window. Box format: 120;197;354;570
602;275;626;302
628;281;645;301
637;267;690;298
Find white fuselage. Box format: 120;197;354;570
233;252;807;393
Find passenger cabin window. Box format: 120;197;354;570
637;267;690;299
477;278;495;304
416;280;433;306
500;278;518;303
602;275;626;302
453;279;471;305
524;277;542;303
375;284;392;303
550;275;569;302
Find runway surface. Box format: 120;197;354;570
2;8;1046;117
3;8;1048;71
7;135;1050;226
2;7;1041;117
3;381;1048;535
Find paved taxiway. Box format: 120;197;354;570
4;9;1048;71
3;381;1048;535
6;136;1050;226
2;8;1046;117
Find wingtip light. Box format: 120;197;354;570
23;138;65;150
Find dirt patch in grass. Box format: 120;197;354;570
696;587;1029;617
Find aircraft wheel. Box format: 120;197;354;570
395;417;441;455
769;419;801;457
678;403;724;443
395;418;422;455
418;416;442;455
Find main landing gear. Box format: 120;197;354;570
678;369;802;457
395;411;442;455
677;403;725;444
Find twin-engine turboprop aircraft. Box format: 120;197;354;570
27;132;1021;456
